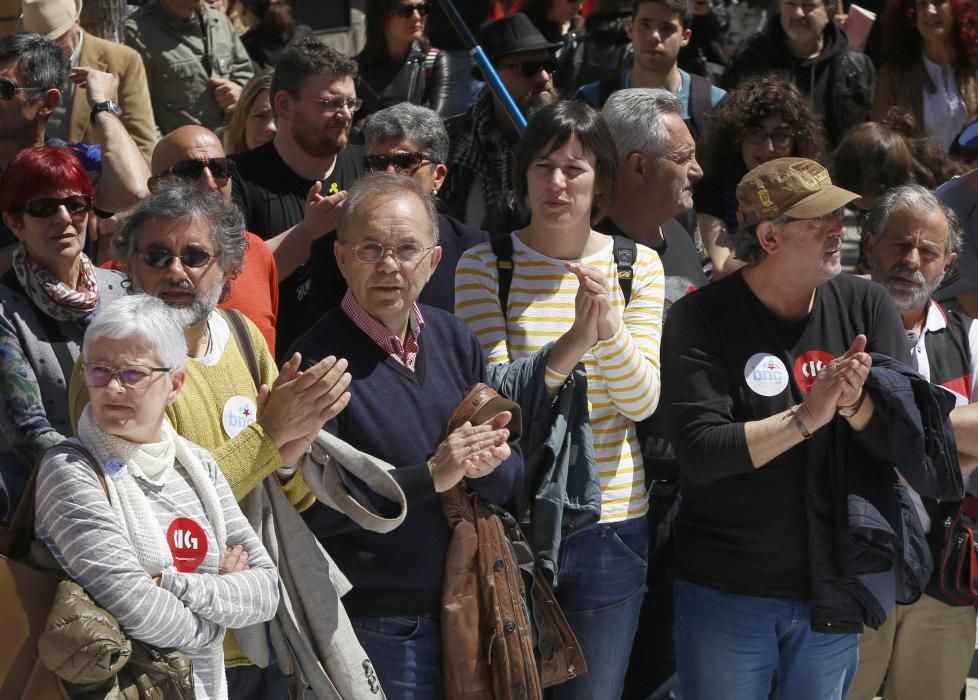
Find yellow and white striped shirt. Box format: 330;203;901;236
455;233;665;522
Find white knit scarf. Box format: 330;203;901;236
77;405;227;577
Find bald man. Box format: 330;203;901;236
148;125;279;352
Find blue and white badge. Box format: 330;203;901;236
103;457;127;480
744;353;789;397
222;395;258;438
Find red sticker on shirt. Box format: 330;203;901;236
793;351;834;394
166;518;208;573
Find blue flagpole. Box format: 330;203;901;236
432;0;528;132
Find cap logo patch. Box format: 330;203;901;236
757;186;777;213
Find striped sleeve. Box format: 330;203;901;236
591;244;665;421
454;241;511;365
159;453;279;630
34;448;225;652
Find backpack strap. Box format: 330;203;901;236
222;309;261;392
490;233;515;319
611;234;636;306
687;74;714;140
492;232;635;314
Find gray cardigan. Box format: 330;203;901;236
0;266;126;520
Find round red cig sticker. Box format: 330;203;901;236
166;517;208;573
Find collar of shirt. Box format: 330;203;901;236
341;290;426;370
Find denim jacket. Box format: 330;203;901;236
487;344;600;584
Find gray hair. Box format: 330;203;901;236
114;181;247;278
602;88;683;162
338;172;439;245
863;184;962;257
364;104;450;164
732;215;790;267
83;294;188;370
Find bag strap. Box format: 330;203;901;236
3;442;108;558
491;233;515;319
223;309;261;392
611;234;636;306
493;233;636;314
687;73;714;140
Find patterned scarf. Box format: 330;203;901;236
442;87;518;209
12;245;100;322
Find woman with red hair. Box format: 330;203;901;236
873;0;978;149
0;145;126;522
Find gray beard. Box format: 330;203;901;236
136;272;225;329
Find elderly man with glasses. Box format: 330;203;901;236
291;172;523;699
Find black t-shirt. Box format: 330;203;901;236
661;271;909;599
231;140;365;358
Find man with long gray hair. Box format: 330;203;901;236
852;184;978;700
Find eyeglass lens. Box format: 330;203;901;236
23;195;94;217
365;152;426;172
353;242;429;263
140;248;214;269
317;96;363;112
165;157;231;182
498;60;558;77
0;77;40;100
83;364;165;389
745;127;794;146
396;2;430;18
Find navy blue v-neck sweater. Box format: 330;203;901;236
293;305;523;616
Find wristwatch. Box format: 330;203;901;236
838;389;867;418
90;100;123;122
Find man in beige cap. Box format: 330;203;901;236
660;157;916;700
20;0;157;161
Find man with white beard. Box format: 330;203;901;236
852;184;978;700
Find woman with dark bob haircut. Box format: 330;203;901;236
455;99;665;700
873;0;978;149
0;146;126;521
356;0;451;123
693;74;826;277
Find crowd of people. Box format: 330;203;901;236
3;0;978;698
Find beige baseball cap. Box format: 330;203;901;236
736;157;858;228
19;0;83;41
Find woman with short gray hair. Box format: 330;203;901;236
35;294;279;700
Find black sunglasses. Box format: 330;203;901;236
160;157;232;183
495;59;559;77
0;77;44;101
23;194;93;218
396;2;430;17
139;248;215;269
365;152;430;174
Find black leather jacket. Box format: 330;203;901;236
356;41;452;122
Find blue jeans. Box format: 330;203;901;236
225;663;289;700
551;515;649;700
673;579;859;700
350;613;443;700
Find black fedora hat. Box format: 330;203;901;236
477;13;562;62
